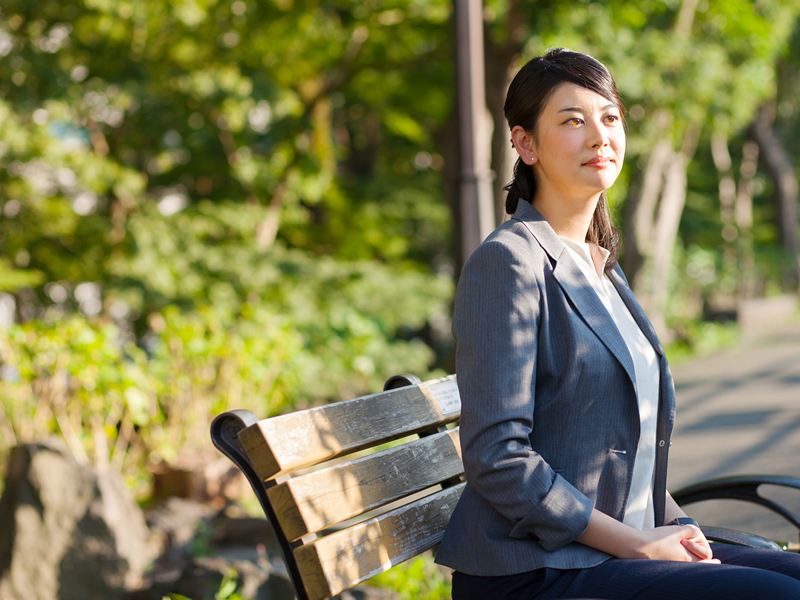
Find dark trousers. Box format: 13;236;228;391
452;545;800;599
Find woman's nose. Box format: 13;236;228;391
590;121;609;148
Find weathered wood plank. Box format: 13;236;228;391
238;376;460;481
267;428;463;541
294;483;465;600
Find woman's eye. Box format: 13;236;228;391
606;115;620;123
568;118;583;125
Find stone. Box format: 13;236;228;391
149;454;245;505
339;585;402;600
146;496;208;551
137;497;211;592
170;556;294;600
0;440;152;600
211;514;280;552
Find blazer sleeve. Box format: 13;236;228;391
454;237;594;552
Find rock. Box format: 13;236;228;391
339;585;402;600
149;455;245;505
211;515;279;551
146;497;208;551
132;508;401;600
0;440;152;600
171;556;294;600
138;498;211;592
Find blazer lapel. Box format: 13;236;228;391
551;251;638;388
607;267;664;358
512;201;637;387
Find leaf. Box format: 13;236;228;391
383;109;428;144
215;566;239;600
0;259;45;292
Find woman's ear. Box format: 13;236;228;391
511;126;538;165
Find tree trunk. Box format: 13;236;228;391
736;140;759;299
484;0;524;225
710;132;736;228
486;59;516;225
628;126;700;338
710;132;739;306
624;139;673;279
675;0;700;37
749;103;800;290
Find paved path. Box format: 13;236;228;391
667;321;800;542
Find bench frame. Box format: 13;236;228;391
212;373;800;599
673;475;800;550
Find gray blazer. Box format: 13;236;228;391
435;200;676;576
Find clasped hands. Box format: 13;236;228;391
635;525;721;564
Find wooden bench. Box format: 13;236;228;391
211;374;464;600
211;372;800;599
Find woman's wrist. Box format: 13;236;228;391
577;509;649;559
618;527;649;559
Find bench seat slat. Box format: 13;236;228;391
238;376;459;481
267;428;463;541
294;483;465;600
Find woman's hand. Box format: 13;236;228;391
577;509;721;563
633;525;720;563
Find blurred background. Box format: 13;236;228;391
2;0;800;597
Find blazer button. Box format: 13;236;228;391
658;440;666;447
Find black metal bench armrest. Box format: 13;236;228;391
672;475;800;532
211;410;311;600
700;526;784;551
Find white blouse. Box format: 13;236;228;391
559;236;660;531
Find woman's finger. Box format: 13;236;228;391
680;537;713;560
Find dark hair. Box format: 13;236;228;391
503;48;624;271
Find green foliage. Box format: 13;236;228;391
0;256;449;482
367;554;451;600
0;258;44;292
516;0;800;150
0;0;454;301
215;567;245;600
665;321;741;365
0;0;454;478
109;200;452;400
0;307;293;484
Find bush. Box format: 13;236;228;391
0;307;301;488
367;554;451;600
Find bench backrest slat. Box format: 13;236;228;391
294;483;465;600
267;428;463;541
238;376;460;481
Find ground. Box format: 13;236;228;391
668;321;800;544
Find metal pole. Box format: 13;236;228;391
455;0;495;264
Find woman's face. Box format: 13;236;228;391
514;82;625;202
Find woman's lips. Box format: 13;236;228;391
584;156;611;167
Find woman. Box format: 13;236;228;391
435;48;800;599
